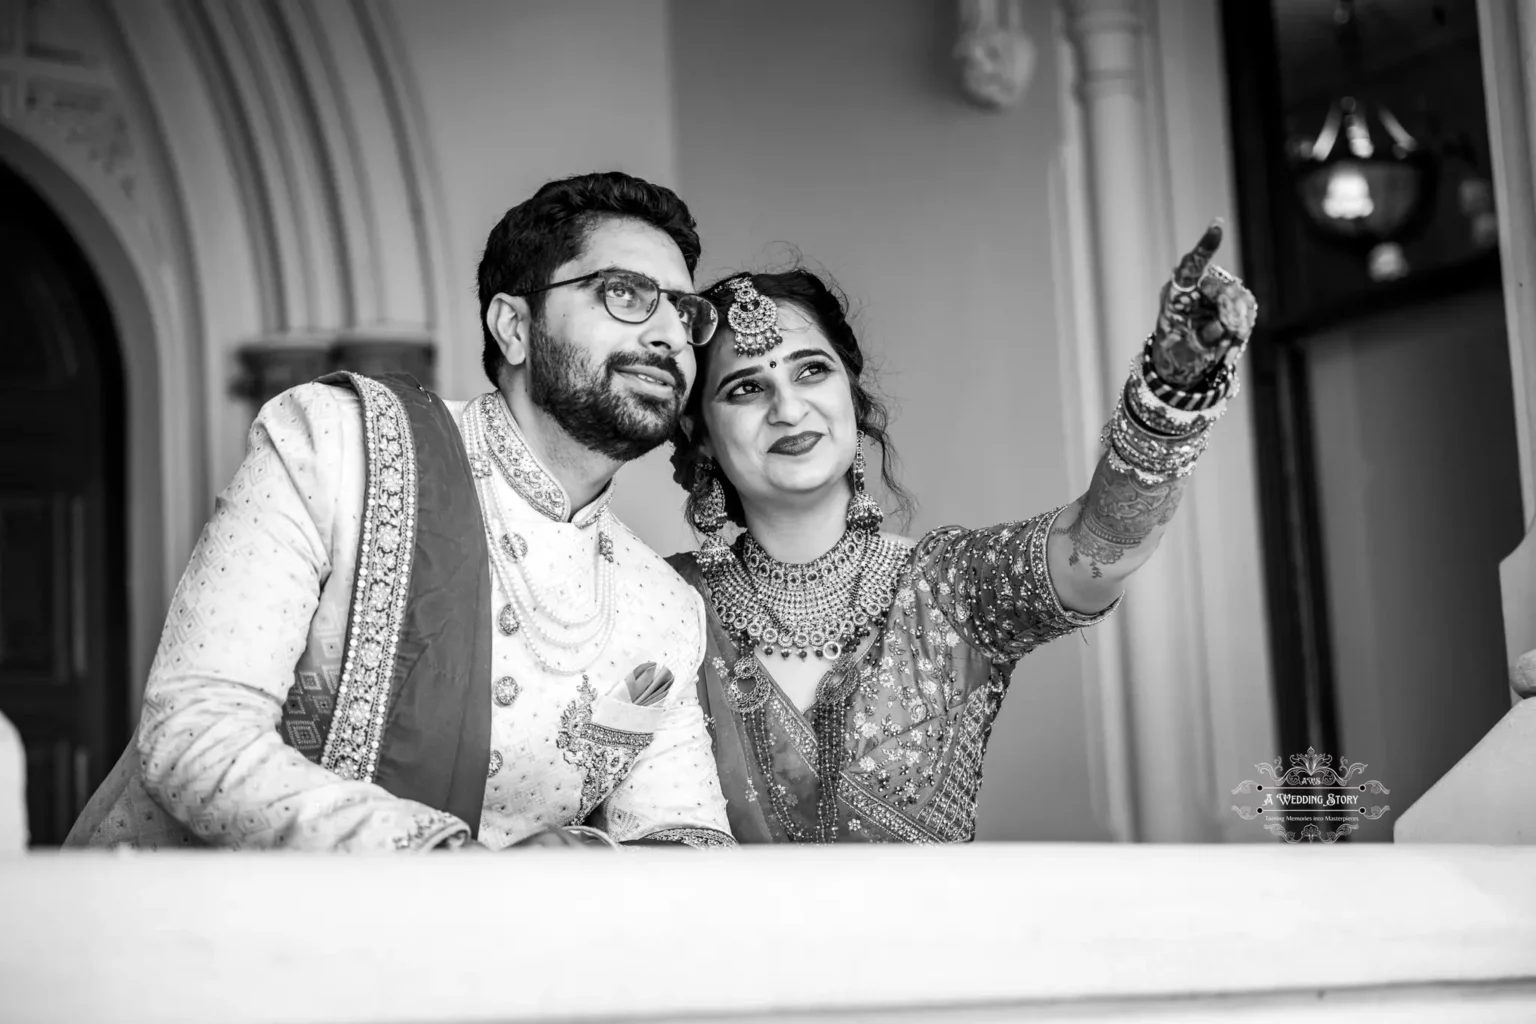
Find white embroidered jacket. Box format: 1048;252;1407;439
131;383;732;851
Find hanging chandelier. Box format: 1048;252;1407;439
1290;0;1438;281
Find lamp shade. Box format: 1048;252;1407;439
1292;97;1438;248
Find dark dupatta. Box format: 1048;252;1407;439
300;372;492;835
349;373;493;835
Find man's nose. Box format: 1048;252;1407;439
640;297;689;354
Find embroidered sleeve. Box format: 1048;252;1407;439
914;506;1118;664
136;384;471;851
628;827;737;849
594;699;735;845
596;591;735;846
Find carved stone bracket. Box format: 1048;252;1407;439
19;77;135;201
0;0;140;205
956;0;1037;109
234;334;435;410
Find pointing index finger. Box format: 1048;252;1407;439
1172;218;1224;288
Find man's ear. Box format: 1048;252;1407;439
486;293;532;368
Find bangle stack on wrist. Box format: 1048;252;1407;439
1137;345;1239;414
1102;340;1239;485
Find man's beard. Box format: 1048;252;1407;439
526;319;685;463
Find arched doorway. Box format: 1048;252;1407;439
0;162;128;846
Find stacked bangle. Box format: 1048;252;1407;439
1138;344;1237;413
1102;340;1240;485
1102;401;1209;485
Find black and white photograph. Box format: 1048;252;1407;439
2;0;1535;1020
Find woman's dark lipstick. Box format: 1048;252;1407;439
768;431;823;456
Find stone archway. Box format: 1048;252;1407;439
1;0;453;717
0;124;189;725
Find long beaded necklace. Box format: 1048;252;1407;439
736;647;860;844
462;395;617;676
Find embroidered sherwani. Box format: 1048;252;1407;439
70;378;732;851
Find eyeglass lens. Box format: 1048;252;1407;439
599;273;717;346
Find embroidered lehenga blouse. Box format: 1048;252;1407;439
671;507;1114;844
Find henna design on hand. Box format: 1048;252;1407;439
1055;453;1189;578
1150;221;1258;388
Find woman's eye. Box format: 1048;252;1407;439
726;381;762;400
798;362;831;380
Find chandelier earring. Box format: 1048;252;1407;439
690;457;736;574
846;432;885;534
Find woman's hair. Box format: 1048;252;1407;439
668;267;915;531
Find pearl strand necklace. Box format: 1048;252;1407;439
463;397;618;675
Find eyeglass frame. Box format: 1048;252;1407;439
511;266;719;347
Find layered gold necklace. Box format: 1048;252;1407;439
707;529;907;662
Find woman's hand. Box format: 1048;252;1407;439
1048;218;1259;609
511;825;616;850
1149;221;1258;388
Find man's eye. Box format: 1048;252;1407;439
606;280;638;302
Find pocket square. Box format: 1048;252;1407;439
624;662;674;707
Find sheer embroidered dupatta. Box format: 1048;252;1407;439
669;553;878;844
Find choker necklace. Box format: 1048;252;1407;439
462;394;617;676
708;529;907;662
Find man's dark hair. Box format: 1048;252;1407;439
477;171;702;387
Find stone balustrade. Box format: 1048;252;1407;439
3;843;1534;1021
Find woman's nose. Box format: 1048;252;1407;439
769;387;808;424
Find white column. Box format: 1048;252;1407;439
1396;1;1536;829
1478;0;1536;527
0;711;25;852
1476;0;1536;696
1063;0;1220;841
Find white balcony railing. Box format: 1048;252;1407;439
3;843;1535;1022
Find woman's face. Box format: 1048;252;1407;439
695;302;858;515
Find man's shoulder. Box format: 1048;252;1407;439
606;516;700;598
662;549;705;591
254;380;363;430
267;375;470;421
257;377;473;446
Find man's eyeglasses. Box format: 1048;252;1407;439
514;268;719;347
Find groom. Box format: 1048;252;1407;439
68;172;735;851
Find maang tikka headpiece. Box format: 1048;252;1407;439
724;276;783;357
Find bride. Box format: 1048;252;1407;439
666;224;1256;843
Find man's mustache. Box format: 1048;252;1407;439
607;353;685;395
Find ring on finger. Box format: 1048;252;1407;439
1203;265;1238;286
